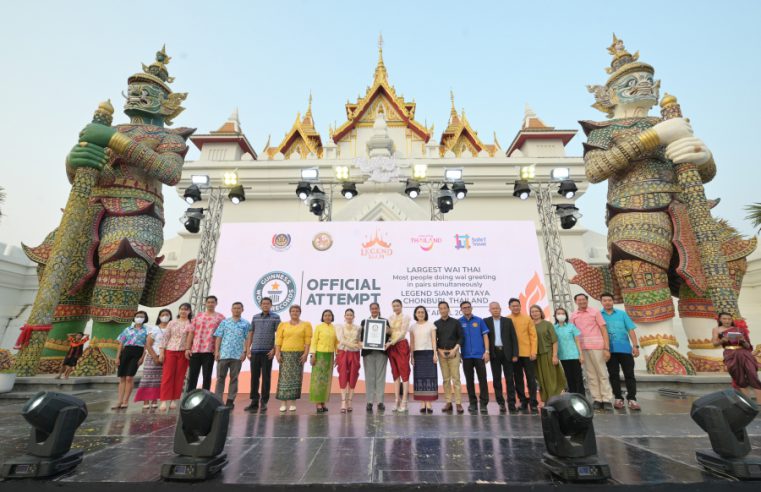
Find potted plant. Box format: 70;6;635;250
0;368;16;393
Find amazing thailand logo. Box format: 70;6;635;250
254;271;297;313
410;234;442;252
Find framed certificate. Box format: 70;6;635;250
363;319;387;351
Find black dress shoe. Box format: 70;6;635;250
377;403;386;412
508;406;517;413
426;408;434;414
499;404;507;413
517;403;528;413
592;401;603;411
226;400;235;409
468;404;477;413
479;406;488;415
366;403;374;413
244;401;259;412
259;403;267;413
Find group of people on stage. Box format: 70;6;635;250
103;292;761;414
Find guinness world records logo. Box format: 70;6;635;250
254;271;297;313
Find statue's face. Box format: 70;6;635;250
124;82;166;116
610;71;659;108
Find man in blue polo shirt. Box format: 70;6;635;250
600;293;641;411
459;301;490;414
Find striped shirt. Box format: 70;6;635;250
250;312;281;353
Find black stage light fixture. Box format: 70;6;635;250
437;185;454;214
296;181;312;200
228;185;245;205
452;180;468;200
691;389;761;479
183;184;202;205
555;204;581;230
341;182;358;199
161;389;231;481
1;391;88;478
404;180;421;199
308;186;326;216
541;393;611;482
513;180;531;200
558;179;578;199
183;208;204;233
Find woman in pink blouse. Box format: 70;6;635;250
158;303;193;411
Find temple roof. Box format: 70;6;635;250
265;94;323;159
505;104;576;156
331;35;432;144
190;109;258;158
439;91;500;157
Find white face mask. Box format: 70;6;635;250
160;315;171;323
134;317;145;325
556;315;567;323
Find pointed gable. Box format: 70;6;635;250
266;94;323;159
439;91;500;157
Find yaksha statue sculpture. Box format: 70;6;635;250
14;46;197;376
568;35;756;375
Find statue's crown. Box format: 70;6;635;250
604;34;653;85
128;45;176;93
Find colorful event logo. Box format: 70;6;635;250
254;271;297;313
410;234;442;252
312;232;333;251
454;233;487;250
271;233;292;251
361;230;393;260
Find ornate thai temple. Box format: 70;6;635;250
1;40;759;374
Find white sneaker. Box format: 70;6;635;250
279;405;287;412
288;405;297;412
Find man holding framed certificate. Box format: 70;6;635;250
360;302;391;413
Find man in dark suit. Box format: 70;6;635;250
485;301;519;413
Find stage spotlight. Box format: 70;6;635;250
551;167;570;180
520;165;536;180
301;167;319;180
413;164;427;180
452;180;468;200
558;180;578;199
161;389;230;481
228;185;245;205
191;174;210;186
691;389;761;479
334;165;350;181
308;186;327;216
513;180;531;200
444;168;463;181
183;208;204;233
541;393;611;482
223;171;239;187
556;204;582;229
1;392;88;478
341;182;358;199
405;180;421;199
296;181;312;200
184;184;202;205
437;185;455;214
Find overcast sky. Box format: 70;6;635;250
2;0;760;251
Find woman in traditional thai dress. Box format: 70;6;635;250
134;308;171;409
158;303;192;411
531;305;566;404
410;305;438;413
712;312;761;401
387;299;412;413
310;309;338;413
553;307;585;395
336;308;362;413
112;311;150;410
275;305;312;413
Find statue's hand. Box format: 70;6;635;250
665;136;712;165
651;117;693;146
67;143;108;172
79;123;117;148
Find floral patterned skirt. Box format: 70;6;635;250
309;351;334;403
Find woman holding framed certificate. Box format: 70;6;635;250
713;313;761;401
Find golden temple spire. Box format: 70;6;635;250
374;32;388;83
450;90;457;116
306;91;313;118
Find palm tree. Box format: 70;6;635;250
747;203;761;233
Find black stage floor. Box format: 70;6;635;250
1;389;760;490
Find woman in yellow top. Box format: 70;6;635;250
275;305;312;412
309;309;339;413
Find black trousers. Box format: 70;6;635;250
463;357;489;406
561;359;585;395
490;347;516;407
186;352;214;392
250;352;274;403
607;352;637;401
513;356;538;407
